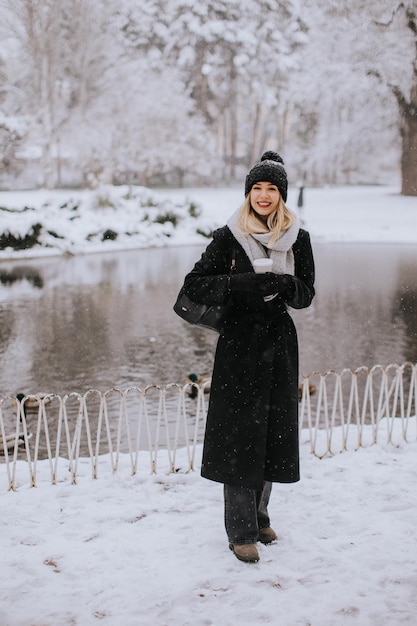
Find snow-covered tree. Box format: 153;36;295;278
121;0;307;180
83;62;216;187
1;0;122;187
295;0;417;194
364;1;417;196
0;0;414;191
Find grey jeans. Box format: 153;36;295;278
224;481;272;544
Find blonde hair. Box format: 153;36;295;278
237;194;295;245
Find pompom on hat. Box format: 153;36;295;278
244;151;288;201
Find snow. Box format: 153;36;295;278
1;184;417;625
2;433;417;626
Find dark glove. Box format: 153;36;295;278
258;272;293;296
230;272;292;295
230;272;266;293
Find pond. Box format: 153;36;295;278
0;241;417;399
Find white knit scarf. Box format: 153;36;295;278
227;209;300;275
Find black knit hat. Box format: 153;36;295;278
244;151;288;201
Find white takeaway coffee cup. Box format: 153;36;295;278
253;258;273;274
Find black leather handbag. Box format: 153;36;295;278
173;252;236;333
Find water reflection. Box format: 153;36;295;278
0;265;44;288
0;242;416;397
0;247;219;395
293;242;417;376
392;265;417;363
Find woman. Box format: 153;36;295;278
180;151;315;563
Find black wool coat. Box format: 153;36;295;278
183;225;315;490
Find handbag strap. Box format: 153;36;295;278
226;248;237;293
230;248;236;273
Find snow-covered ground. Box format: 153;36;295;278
1;185;417;626
2;431;417;626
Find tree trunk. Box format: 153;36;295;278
250;102;266;164
400;100;417;196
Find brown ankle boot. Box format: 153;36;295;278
229;543;260;562
258;527;278;544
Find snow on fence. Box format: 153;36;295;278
1;362;416;491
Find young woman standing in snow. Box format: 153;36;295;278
179;152;315;563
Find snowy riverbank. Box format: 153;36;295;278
1;185;417;263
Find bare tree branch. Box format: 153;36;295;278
368;69;406;110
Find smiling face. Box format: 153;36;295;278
249;181;281;225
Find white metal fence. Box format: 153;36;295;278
1;362;416;491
